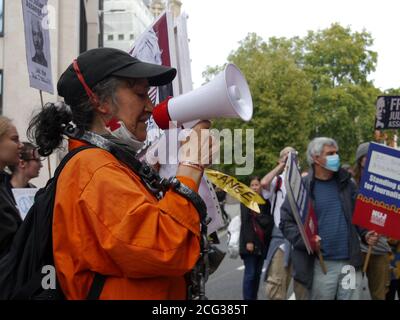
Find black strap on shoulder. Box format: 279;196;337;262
59;146;108;300
86;273;106;300
11;145;104;300
53;145;97;179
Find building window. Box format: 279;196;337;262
107;34;113;41
0;0;4;36
118;34;124;40
130;34;134;40
0;70;3;115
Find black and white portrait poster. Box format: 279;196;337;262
22;0;54;94
375;96;400;130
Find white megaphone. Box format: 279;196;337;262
152;63;253;129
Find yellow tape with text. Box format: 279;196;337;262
205;169;265;213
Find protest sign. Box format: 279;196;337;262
21;0;53;94
375;96;400;130
284;152;318;254
199;176;225;235
205;169;265;213
129;11;177;145
353;142;400;240
12;188;38;220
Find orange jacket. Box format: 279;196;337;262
52;139;200;299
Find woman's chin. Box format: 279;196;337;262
135;123;148;141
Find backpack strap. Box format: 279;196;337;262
56;146;108;300
53;145;97;178
86;273;106;300
11;145;106;300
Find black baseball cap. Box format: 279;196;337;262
57;47;177;106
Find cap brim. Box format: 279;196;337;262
112;61;177;86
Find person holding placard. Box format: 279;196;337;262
261;147;309;300
280;137;378;300
353;142;391;300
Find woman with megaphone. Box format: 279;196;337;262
27;48;217;300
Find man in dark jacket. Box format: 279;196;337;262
280;137;378;300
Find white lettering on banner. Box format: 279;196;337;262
369;151;400;181
389;111;400;120
370;210;387;227
364;182;374;190
372;185;400;200
389;120;400;127
369;174;397;190
390;98;400;111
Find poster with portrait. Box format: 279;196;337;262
21;0;54;94
353;143;400;240
375;96;400;130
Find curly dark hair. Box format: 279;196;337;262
27;77;134;156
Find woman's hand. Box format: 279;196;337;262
179;120;218;166
365;231;379;246
177;121;219;186
246;242;254;253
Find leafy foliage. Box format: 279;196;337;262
204;23;394;180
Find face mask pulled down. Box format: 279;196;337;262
110;121;145;152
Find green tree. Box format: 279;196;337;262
300;23;379;162
379;88;400;145
204;23;384;179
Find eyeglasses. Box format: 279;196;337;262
21;148;43;162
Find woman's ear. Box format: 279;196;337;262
19;159;26;169
96;100;113;116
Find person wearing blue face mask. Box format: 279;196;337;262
280;137;378;300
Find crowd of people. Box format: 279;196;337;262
0;47;399;300
237;140;400;300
